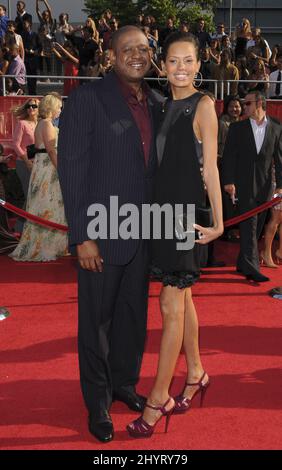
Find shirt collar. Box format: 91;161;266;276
115;71;150;105
250;115;268;127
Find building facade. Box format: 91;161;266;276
215;0;282;46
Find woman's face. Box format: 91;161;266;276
26;100;39;119
102;53;111;67
255;60;264;73
43;11;50;22
7;23;16;33
164;41;200;90
52;101;62;120
254;35;261;46
227;100;241;119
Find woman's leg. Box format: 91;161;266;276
142;285;186;424
275;214;282;259
262;210;281;265
182;288;208;399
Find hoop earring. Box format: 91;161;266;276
158;75;168;88
193;71;203;88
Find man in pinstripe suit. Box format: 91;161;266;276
58;26;163;442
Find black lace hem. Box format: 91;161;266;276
150;265;200;289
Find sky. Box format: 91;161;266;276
3;0;86;23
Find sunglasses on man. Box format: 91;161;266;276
243;100;257;107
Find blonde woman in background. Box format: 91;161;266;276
85;17;99;44
235;18;252;59
10;94;68;262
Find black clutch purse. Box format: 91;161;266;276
174;206;213;241
26;144;47;159
196;206;213;227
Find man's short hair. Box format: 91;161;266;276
0;4;7;12
17;1;26;7
247;90;267;111
111;26;147;52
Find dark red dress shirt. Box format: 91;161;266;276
116;72;152;166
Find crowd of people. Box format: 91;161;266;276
0;2;281;97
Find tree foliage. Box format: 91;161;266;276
84;0;222;31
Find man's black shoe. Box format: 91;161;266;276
113;389;146;412
246;273;270;282
88;411;114;443
206;260;226;268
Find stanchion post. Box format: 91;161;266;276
2;75;6;96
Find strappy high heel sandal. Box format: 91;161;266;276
127;397;175;438
174;371;210;414
260;251;278;268
275;251;282;265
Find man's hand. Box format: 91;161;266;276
224;184;236;199
77;240;104;272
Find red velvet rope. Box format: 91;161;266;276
0;196;282;232
0;200;68;232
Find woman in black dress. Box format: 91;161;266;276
127;32;223;438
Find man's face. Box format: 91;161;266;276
17;2;25;14
217;24;224;34
23;20;31;31
220;51;230;66
167;19;174;29
201;47;210;61
110;30;151;83
242;94;260;118
0;7;5;17
110;20;118;31
198;20;205;31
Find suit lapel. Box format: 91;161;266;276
98;72;145;166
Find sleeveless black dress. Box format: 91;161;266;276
150;92;207;289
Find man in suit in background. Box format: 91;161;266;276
15;1;32;35
58;26;161;442
222;90;282;282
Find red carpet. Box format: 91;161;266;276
1;240;282;450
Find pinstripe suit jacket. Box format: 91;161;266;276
57;71;163;265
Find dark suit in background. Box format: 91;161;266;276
221;117;282;276
57;72;161;416
15;12;33;35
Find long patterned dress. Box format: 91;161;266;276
9;128;68;261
